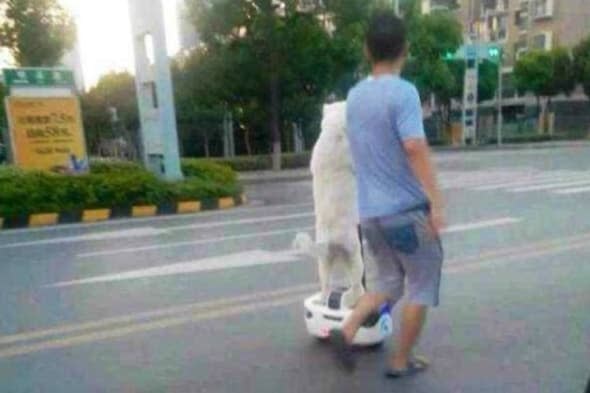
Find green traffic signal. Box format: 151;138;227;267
488;46;500;58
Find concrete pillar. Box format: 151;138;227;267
128;0;183;180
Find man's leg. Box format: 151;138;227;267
390;303;427;370
329;291;390;372
341;292;389;344
384;209;443;377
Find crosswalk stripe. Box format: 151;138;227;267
509;179;590;193
471;173;588;191
554;185;590;195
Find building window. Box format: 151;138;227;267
532;32;553;50
533;0;554;19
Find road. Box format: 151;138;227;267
1;145;589;393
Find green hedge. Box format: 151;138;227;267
189;152;312;172
0;160;241;218
180;158;237;184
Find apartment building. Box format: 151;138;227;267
462;0;590;104
469;0;590;66
421;0;460;13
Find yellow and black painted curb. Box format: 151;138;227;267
0;194;247;230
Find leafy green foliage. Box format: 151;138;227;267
189;152;311;172
573;36;590;99
0;161;241;217
0;0;76;66
180;159;237;185
401;5;463;127
179;0;372;162
514;48;575;99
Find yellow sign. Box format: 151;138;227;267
5;97;88;173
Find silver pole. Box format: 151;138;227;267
393;0;399;15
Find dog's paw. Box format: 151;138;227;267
292;232;314;253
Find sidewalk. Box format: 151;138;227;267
239;140;590;185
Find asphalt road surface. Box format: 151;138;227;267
1;145;589;393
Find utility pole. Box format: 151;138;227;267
393;0;400;15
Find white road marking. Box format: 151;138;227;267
471;173;586;191
0;283;317;346
0;202;314;236
77;226;315;258
0;294;307;360
439;169;541;189
0;212;315;249
509;179;590;193
4;230;590;359
54;217;520;287
164;212;314;231
49;250;304;288
0;228;169;249
443;217;521;233
554;185;590;195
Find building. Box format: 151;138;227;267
461;0;590;104
176;0;200;51
421;0;460;14
469;0;590;66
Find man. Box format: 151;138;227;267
329;10;446;379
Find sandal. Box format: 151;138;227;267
384;356;430;379
329;329;356;373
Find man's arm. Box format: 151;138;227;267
403;138;445;234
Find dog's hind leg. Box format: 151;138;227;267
317;255;332;304
341;244;366;308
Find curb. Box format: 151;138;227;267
0;194;247;230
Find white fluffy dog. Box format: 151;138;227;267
293;101;365;308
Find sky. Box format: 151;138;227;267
59;0;181;89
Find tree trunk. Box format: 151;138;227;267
203;132;210;158
536;95;542;134
270;72;281;171
244;128;252;156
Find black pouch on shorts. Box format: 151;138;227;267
384;223;419;255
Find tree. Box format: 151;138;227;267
80;72;139;157
402;6;463;131
171;48;227;157
573;36;590;99
185;0;366;167
514;50;553;110
514;48;575;133
0;0;76;66
551;47;576;98
514;48;575;114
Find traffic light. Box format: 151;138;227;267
443;51;454;61
488;46;500;58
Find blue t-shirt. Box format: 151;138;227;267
346;74;428;219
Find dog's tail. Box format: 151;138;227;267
292;232;329;259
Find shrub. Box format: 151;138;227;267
181;158;237;184
89;159;144;174
184;152;312;172
0;161;241;218
170;177;242;202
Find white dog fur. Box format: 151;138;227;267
293;101;365;308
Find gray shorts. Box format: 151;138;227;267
360;205;444;307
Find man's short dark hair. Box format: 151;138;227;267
366;10;407;63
